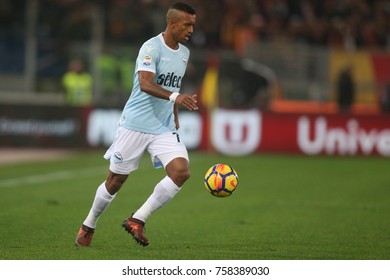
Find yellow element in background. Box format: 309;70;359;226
97;53;118;94
62;72;92;106
330;51;376;104
119;60;135;93
200;66;219;109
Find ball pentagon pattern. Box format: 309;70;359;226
204;164;238;197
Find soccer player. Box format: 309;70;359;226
75;2;197;247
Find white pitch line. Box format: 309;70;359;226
0;154;200;189
0;166;106;189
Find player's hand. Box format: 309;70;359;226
175;94;198;110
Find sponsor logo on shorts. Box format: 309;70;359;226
114;152;123;163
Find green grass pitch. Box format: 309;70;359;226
0;150;389;260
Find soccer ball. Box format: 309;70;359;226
204;164;239;197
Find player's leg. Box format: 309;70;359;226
75;175;123;247
122;132;190;246
132;156;189;222
82;172;128;229
122;157;189;246
164;156;191;187
76;127;146;247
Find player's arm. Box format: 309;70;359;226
138;71;198;111
174;104;179;129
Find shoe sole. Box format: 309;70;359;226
74;237;92;247
75;241;89;247
121;220;149;247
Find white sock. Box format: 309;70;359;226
132;176;180;222
83;182;116;228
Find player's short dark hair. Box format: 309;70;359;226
169;2;195;15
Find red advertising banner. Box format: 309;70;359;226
1;105;389;157
207;109;390;157
260;112;390;156
0;104;90;147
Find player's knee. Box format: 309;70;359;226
179;168;191;183
170;168;190;187
166;157;191;186
105;173;128;195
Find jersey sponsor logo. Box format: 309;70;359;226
182;57;188;65
157;72;182;88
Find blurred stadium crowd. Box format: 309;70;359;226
1;0;389;51
0;0;389;111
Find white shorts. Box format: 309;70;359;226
103;126;189;175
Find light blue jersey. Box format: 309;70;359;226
119;33;190;134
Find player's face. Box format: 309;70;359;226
172;12;196;43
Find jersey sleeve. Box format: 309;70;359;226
135;42;160;74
